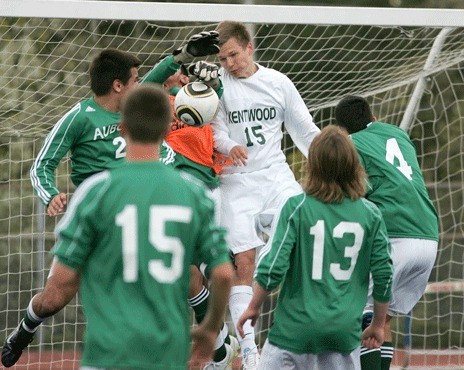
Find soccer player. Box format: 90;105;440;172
30;31;220;217
155;55;240;369
237;125;393;370
2;84;234;369
212;20;321;369
334;95;439;370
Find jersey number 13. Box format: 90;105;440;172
310;220;364;281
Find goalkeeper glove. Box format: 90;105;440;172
172;31;220;64
187;61;220;89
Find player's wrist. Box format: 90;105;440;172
172;46;194;65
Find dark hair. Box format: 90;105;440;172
120;84;171;144
216;20;251;47
334;95;373;134
303;125;366;203
89;48;141;96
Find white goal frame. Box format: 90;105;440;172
2;0;464;26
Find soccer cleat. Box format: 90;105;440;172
202;339;239;370
241;348;260;370
1;320;35;368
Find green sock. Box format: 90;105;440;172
380;341;394;370
224;334;231;345
361;348;381;370
188;286;209;323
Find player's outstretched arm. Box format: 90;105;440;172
173;31;220;65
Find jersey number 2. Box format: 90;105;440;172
116;205;192;283
113;137;126;159
310;220;364;281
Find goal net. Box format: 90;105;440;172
1;1;463;368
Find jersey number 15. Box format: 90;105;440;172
116;204;192;284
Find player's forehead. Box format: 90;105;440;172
218;37;247;56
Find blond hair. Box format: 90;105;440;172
215;20;251;47
303;125;366;203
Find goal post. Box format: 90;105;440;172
0;1;463;369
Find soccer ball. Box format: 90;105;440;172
174;82;220;127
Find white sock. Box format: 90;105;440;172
229;285;257;355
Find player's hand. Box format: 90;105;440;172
168;120;186;132
47;193;67;217
361;324;384;349
188;325;216;369
173;31;220;64
229;145;248;166
187;61;220;89
237;306;260;339
187;61;219;82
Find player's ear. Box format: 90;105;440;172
372;115;377;121
247;41;254;55
113;79;123;93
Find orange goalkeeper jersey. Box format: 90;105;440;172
166;95;230;175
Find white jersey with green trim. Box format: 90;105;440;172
212;63;320;175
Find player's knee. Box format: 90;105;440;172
362;310;374;331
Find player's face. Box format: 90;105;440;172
217;37;255;79
121;67;140;95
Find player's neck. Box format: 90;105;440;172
94;95;119;113
126;143;160;162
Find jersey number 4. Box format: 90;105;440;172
116;205;192;284
385;138;413;180
310;220;364;281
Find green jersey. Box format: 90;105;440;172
30;97;122;204
52;162;230;369
351;122;439;240
30;56;178;206
256;193;393;354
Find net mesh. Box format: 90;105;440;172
0;10;463;369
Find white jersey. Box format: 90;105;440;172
212;63;320;175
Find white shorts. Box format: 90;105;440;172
366;238;438;316
219;163;302;254
258;339;361;370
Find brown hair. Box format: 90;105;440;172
335;95;374;134
303;125;366;203
90;48;141;96
120;84;171;144
215;21;251;47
